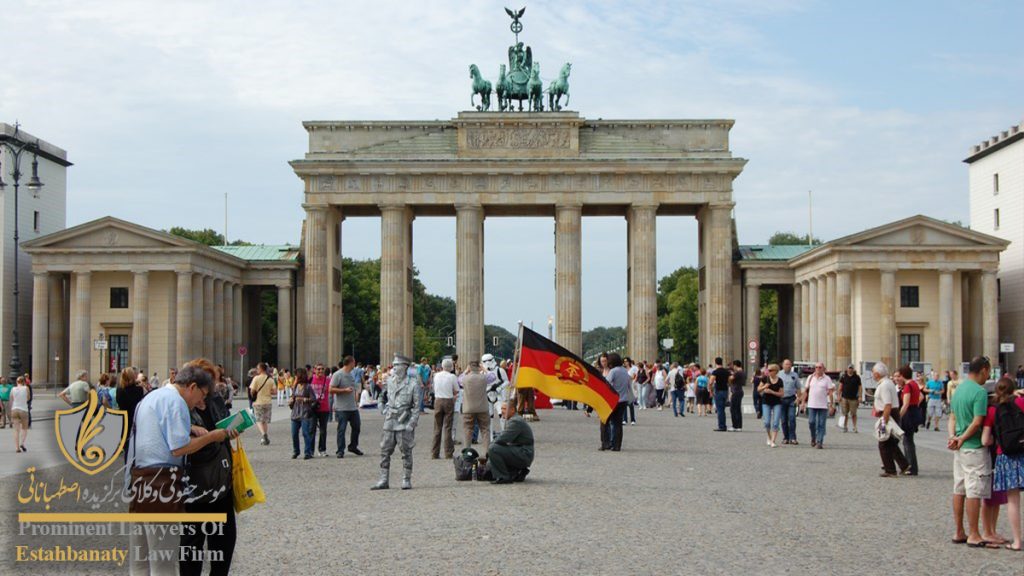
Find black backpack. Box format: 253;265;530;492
994;401;1024;456
674;371;686;390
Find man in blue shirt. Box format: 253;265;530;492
925;372;945;431
778;359;803;444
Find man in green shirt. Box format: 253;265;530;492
486;401;534;484
0;378;13;428
947;356;993;548
58;371;92;408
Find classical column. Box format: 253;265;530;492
31;272;49;385
938;269;955;373
816;275;827;364
47;274;66;387
232;284;243;378
223;283;234;370
835;270;852;370
880;268;897;368
303;205;329;365
69;271;91;379
404;214;414;358
744;282;760;371
455;204;484;364
176;271;193;367
968;272;983;356
792;282;803;362
825;273;836;369
702;203;733;363
628;204;658;363
961;272;972;361
213;279;225;364
801;281;810;361
131;271;150;372
981;270;999;366
808;278;818;362
555;204;583;355
381;205;413;362
277;284;292;369
192;274;203;361
203;276;214;359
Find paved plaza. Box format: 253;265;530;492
3;404;1021;575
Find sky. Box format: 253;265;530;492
2;0;1021;335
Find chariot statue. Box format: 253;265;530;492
468;6;572;113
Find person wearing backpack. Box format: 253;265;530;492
670;362;687;418
983;377;1024;551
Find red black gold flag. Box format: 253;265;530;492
513;326;620;423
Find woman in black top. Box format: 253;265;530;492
115;367;145;440
758;364;785;448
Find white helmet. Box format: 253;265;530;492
481;353;497;371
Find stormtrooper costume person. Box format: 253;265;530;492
482;353;510;440
371;354;422;490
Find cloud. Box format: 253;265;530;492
1;0;1019;333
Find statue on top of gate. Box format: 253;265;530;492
468;7;572;113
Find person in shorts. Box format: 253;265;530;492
248;362;275;445
925;372;945;431
838;364;862;432
948;356;994;548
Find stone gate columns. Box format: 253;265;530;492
835;270;852;370
880;268;897;368
801;280;810;361
968;273;983;356
213;279;224;365
176;271;193;366
277;284;292;371
825;273;836;369
555;204;582;356
232;284;242;378
938;270;955;372
816;275;827;365
303;205;329;365
69;271;91;379
132;271;150;371
381;205;414;361
191;274;203;361
808;278;818;362
48;274;66;386
744;283;760;370
31;272;49;385
700;203;733;363
628;204;657;363
222;282;234;368
203;276;214;359
793;282;803;362
456;204;484;364
981;269;999;365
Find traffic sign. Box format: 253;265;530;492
1001;342;1015;353
93;340;108;350
661;338;674;348
238;346;248;357
747;339;758;351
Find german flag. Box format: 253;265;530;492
514;326;620;423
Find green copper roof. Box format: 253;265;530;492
737;245;814;261
213;245;300;262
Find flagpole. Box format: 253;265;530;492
509;321;524;405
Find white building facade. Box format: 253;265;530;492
0;123;70;382
967;121;1023;373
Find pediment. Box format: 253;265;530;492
23;217;196;251
832;215;1009;249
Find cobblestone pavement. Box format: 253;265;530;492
2;406;1021;575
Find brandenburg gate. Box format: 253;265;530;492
291;111;746;365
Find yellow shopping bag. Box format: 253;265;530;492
231;436;266;513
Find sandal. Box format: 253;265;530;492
1005;544;1022;551
966;540;999;549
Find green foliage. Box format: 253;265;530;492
768;231;821;246
260;289;278;363
168;227;225;246
657;267;699;363
583;326;627;361
759;289;778;365
485;325;517;361
342;258;382;363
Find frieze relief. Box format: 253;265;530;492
311;172;732;195
464;127;571;150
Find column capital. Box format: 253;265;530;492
454;203;484;213
133;269;150;278
879;265;898;274
73;269;92;278
33;270;50;279
301;203;331;213
555;203;583;212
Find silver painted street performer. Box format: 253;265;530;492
371;354;422;490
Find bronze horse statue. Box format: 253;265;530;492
548;62;571;111
470;64;492;111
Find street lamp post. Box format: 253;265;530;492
0;124;45;382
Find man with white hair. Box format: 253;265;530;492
371;354;422;490
431;358;458;459
873;362;909;477
58;370;91;408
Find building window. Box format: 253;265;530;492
900;286;919;308
900;334;921;366
33;211;40;232
110;287;129;309
993;173;999;194
994;208;1000;230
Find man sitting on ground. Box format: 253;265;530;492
486;401;534;484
